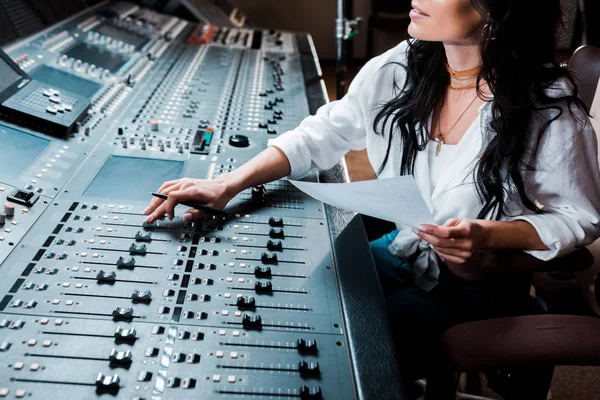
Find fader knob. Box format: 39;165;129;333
96;270;117;284
254;281;273;294
95;373;120;394
114;327;137;343
266;240;283;252
260;252;278;265
299;385;323;400
254;266;272;278
3;203;15;218
298;360;320;376
131;289;152;303
269;228;285;239
236;296;256;310
268;217;284;227
229;134;250;148
112;306;134;321
297;338;318;353
0;214;5;225
109;348;133;365
241;313;262;329
151;119;159;131
116;257;135;270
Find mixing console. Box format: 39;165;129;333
0;1;403;399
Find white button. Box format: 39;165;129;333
75;283;83;288
224;293;231;298
219;330;226;336
228;375;236;383
43;340;52;347
27;339;37;346
216;350;224;358
84;268;91;273
14;389;26;398
72;267;79;271
52;299;60;305
0;388;8;397
232;330;240;337
230;352;238;359
30;363;40;371
234;311;242;317
55;319;63;325
88;240;95;244
40;318;49;325
65;300;73;306
14;362;24;370
212;374;221;382
221;310;229;316
63;282;70;287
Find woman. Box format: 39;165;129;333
144;0;600;390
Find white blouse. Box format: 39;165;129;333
268;40;600;291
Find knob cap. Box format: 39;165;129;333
297;338;318;353
261;252;278;265
266;240;283;252
229;134;250;148
299;385;323;400
116;257;136;270
109;348;133;365
131;289;152;303
269;228;285;239
254;265;272;278
96;270;117;284
268;217;284;227
95;373;120;393
114;327;137;343
241;313;262;329
254;281;273;294
298;360;320;377
236;296;256;310
112;306;134;321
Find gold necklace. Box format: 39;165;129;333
446;62;481;78
449;83;477;90
434;94;479;156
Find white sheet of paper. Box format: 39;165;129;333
290;176;435;228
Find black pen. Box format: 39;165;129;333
151;192;230;218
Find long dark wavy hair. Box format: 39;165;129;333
373;0;588;220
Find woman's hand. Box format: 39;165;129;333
143;175;237;223
413;218;490;264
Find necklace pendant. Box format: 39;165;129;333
435;140;442;157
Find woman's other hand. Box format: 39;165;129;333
414;218;489;264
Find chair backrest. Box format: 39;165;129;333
371;0;412;14
568;45;600;109
569;46;600;316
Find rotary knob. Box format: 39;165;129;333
229;134;250;148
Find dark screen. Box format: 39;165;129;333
30;65;102;99
0;55;25;95
63;43;127;72
0;124;50;180
84;156;184;201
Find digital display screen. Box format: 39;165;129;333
0;55;25;95
30;65;102;99
83;156;184;201
63;43;127;72
0;124;50;180
97;23;149;50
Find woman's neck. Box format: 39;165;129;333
443;42;481;72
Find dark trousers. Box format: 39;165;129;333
370;230;542;380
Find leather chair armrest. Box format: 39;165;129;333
442;315;600;371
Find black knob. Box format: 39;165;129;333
135;231;152;242
298;360;320;377
252;186;267;205
131;289;152;303
129;243;147;255
114;327;137;343
96;270;117;284
260;252;278;265
297;338;318;353
268;217;284;227
229;134;250;148
116;257;136;270
236;296;256;310
299;385;323;400
241;313;262;329
269;228;285;239
254;281;273;294
109;348;133;366
254;265;272;278
112;306;134;322
266;240;283;252
95;373;121;394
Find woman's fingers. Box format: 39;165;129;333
182;209;207;222
144;180;182;214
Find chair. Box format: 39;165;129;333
367;0;412;58
435;46;600;400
